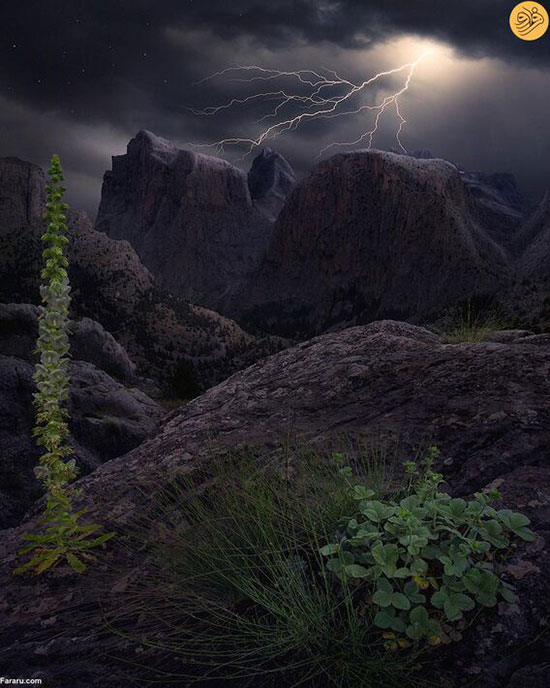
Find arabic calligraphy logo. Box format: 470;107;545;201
510;2;549;40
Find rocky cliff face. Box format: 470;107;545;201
517;190;550;277
403;150;528;249
461;171;528;249
248;147;296;220
95;131;293;309
493;191;550;334
234;150;512;337
0;156;284;392
0;303;164;530
0;321;548;686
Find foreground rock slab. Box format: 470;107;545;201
0;321;548;686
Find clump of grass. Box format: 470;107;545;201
443;302;505;344
106;442;427;687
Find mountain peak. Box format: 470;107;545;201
248;148;296;220
127;130;179;164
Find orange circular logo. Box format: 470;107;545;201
510;2;549;40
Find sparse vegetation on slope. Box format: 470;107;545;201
442;302;505;344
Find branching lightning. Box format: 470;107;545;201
187;51;430;160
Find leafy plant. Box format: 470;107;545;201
14;154;114;576
320;446;535;648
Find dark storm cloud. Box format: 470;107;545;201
182;0;550;65
1;0;549;217
2;1;549;122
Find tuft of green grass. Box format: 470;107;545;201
443;303;505;344
105;443;429;687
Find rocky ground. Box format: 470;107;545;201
0;321;548;687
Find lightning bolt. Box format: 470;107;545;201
187;51;430;160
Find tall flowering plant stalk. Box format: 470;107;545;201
15;155;114;576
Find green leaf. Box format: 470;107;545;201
326;559;343;574
500;587;519;604
420;545;442;559
372;590;393;607
444;593;474;621
389;616;407;633
497;511;536;540
66;552;86;573
340;552;355;565
404;581;419;597
410;558;428;576
406;624;424;641
477;592;498;607
448;498;467;516
478;520;508;548
514;526;536;542
391;592;411;610
399;534;428;555
85;532;116;547
34;552;60;575
360;500;395;522
431;590;448;609
372;543;399;569
376;577;393;593
345;564;369;579
409;605;429;625
353;485;375;500
374;609;395;629
347;518;359;532
320;543;340;556
463;568;499;606
400;495;420;510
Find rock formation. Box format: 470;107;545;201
95;131;294;309
247;146;296;220
399;149;528;248
461;170;528;249
517;190;550;277
234;150;512;337
0;156;284;392
0;321;548;686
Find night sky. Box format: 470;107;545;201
1;1;550;219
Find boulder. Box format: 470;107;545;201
0;303;164;530
0;303;136;381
